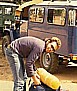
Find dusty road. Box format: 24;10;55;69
54;65;77;81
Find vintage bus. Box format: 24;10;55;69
0;2;20;55
28;1;77;73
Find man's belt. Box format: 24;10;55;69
7;44;23;57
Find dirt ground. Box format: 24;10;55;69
0;40;13;81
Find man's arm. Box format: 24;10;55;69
32;74;41;85
26;47;41;85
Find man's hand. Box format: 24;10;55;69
32;73;41;85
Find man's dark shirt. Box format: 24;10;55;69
10;36;45;77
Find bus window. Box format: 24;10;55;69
76;10;77;25
5;7;13;15
29;7;44;23
68;9;76;26
47;8;66;25
0;8;2;14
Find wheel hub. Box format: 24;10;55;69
43;53;51;68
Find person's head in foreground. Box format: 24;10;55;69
45;37;61;53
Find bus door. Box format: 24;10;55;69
69;9;77;54
46;7;68;55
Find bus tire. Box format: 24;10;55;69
40;52;59;73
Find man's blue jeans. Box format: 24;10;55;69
5;48;27;91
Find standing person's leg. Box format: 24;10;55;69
5;48;25;91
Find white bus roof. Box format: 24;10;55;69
0;2;18;7
36;1;77;6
